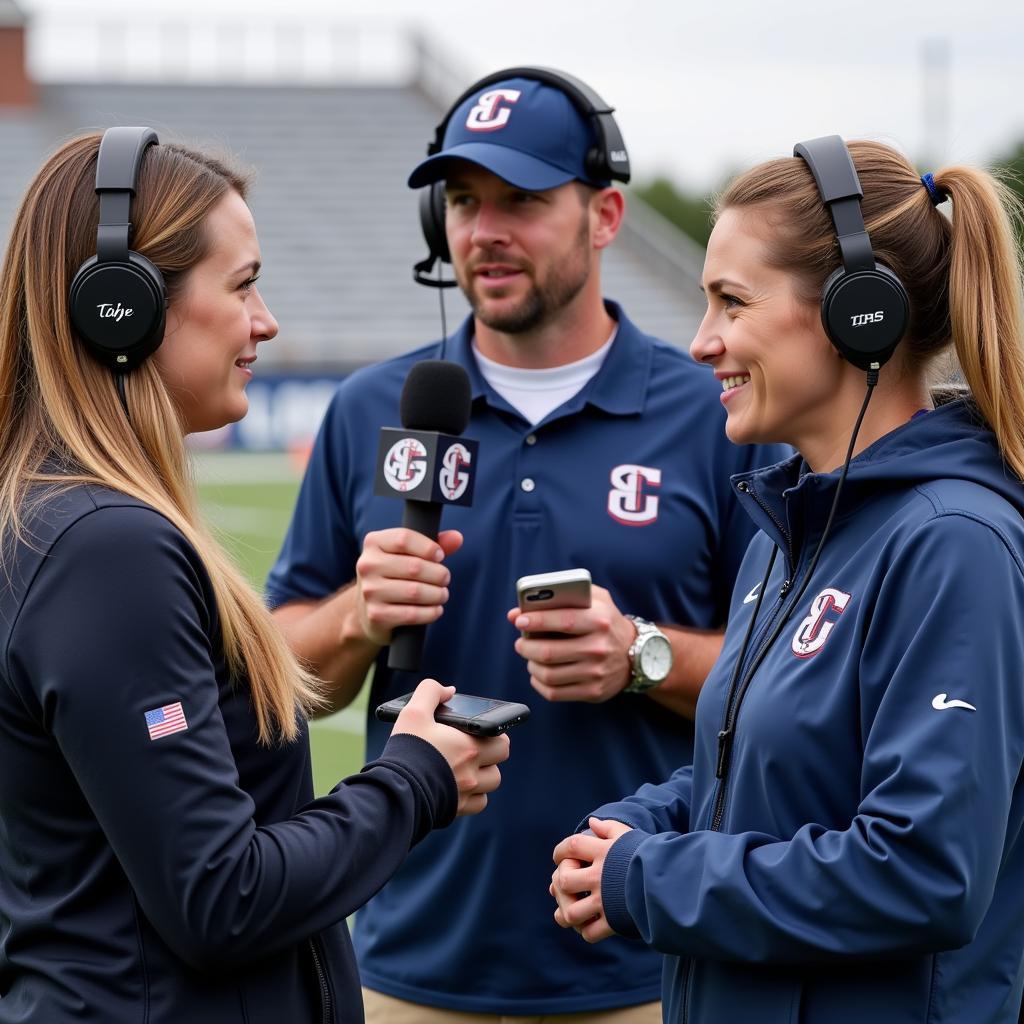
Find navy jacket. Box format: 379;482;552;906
592;400;1024;1023
0;483;457;1023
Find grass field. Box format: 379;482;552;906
195;450;368;796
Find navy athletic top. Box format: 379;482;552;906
267;302;789;1014
0;482;457;1023
592;399;1024;1023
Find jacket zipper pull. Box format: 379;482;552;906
716;727;734;779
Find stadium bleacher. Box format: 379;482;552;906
0;4;706;372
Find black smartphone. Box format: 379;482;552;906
375;692;531;736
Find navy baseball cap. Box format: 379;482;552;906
407;77;609;191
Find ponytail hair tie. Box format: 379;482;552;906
921;172;948;206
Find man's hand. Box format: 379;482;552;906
356;528;463;646
506;585;636;702
550;817;634;942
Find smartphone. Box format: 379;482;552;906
515;568;592;637
375;692;531;736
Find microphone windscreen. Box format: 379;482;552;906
400;359;472;434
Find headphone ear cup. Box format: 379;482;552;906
419;181;450;265
69;252;166;371
820;263;910;371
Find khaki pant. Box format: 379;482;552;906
362;988;662;1024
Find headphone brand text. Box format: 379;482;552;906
850;311;884;328
97;303;134;322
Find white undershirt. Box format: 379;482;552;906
472;328;618;426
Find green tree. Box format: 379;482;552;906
992;141;1024;206
634;176;714;247
990;142;1024;250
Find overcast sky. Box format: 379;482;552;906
16;0;1024;190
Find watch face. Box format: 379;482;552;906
639;635;673;681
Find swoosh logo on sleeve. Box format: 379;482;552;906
932;693;977;712
742;583;762;605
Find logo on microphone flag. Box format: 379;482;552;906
374;428;479;507
145;701;189;741
383;437;429;492
439;442;472;500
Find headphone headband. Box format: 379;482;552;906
95;127;159;263
793;136;874;274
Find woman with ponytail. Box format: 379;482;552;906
0;133;508;1024
550;138;1024;1022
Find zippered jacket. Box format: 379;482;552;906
590;400;1024;1023
0;484;457;1023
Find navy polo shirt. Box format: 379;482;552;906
267;302;786;1014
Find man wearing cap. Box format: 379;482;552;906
268;70;785;1023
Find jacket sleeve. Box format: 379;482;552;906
600;513;1024;962
7;505;457;971
583;764;694;835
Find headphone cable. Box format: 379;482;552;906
715;367;880;782
114;371;130;421
779;366;879;622
437;260;449;359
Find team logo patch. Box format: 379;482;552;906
791;587;851;658
439;442;472;500
465;88;522;132
383;437;429;492
608;464;661;526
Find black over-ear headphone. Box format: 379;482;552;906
793;135;909;371
69;127;167;372
414;66;631;288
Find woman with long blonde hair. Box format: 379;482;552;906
551;136;1024;1022
0;130;508;1024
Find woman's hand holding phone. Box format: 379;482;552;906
391;679;510;816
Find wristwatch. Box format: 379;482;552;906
624;616;673;693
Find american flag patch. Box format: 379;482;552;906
145;702;188;741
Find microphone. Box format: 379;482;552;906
373;360;477;671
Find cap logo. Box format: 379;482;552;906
465;89;522;133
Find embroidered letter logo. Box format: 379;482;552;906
608;464;661;526
792;587;851;658
438;442;472;500
465;89;522;132
383;438;428;492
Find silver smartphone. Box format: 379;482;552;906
515;569;592;638
515;568;593;611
